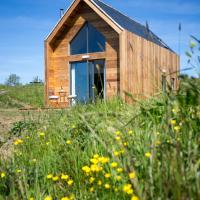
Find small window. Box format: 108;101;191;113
162;75;167;93
70;22;105;55
171;78;175;90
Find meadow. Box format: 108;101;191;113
0;76;199;200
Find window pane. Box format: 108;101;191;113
70;23;87;55
88;23;106;53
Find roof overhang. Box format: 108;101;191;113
45;0;124;43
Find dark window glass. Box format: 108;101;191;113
70;22;105;55
162;75;167;93
88;23;105;53
70;23;87;55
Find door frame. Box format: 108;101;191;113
69;59;106;105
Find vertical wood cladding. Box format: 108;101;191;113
121;30;179;102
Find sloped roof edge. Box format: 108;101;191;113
45;0;124;41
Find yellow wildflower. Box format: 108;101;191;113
128;130;133;135
46;142;50;145
61;174;69;180
129;172;136;179
123;142;128;147
115;136;121;141
14;139;23;145
82;166;91;173
69;194;75;200
123;184;133;194
104;183;110;189
44;196;52;200
97;180;102;186
99;156;110;163
145;152;151;158
116;175;122;181
114;187;119;192
61;197;70;200
32;159;37;163
66;140;71;145
0;172;5;178
131;195;140;200
29;198;34;200
52;176;59;181
114;151;120;157
39;132;45;137
171;119;176;125
67;179;73;186
16;169;22;173
117;168;123;173
90;158;99;164
115;131;121;135
46;174;53;179
93;154;99;159
120;149;125;154
104;173;111;178
89;177;95;184
111;162;118;168
90;187;94;192
174;126;181;132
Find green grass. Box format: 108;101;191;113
0;78;199;200
0;84;44;108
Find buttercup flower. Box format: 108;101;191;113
117;168;123;173
61;197;70;200
131;195;140;200
82;166;91;173
104;183;110;189
0;172;5;178
67;179;73;186
104;173;111;178
44;196;52;200
145;152;151;158
123;184;133;194
129;172;136;179
89;177;95;184
66;140;71;145
61;174;69;180
111;162;118;168
47;174;53;179
52;176;59;181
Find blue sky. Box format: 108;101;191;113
0;0;199;84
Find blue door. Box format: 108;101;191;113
70;61;89;103
70;60;105;104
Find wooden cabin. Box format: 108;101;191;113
45;0;179;107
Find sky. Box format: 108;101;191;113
0;0;199;84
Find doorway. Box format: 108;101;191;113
70;59;105;104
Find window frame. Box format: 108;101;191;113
69;21;106;55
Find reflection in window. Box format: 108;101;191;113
70;24;87;55
70;22;105;55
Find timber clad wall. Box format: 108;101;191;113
45;0;180;107
121;30;179;102
46;1;119;107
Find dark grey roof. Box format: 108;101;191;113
92;0;173;52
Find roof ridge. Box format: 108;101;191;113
92;0;173;51
93;0;146;29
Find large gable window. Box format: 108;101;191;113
70;22;106;55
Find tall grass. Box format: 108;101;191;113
0;77;199;200
0;84;44;108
